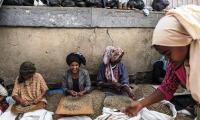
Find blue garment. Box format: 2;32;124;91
97;62;129;85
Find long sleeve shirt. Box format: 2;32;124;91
158;62;186;100
97;62;129;86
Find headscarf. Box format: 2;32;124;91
0;78;7;96
18;61;36;83
66;52;86;66
103;46;124;82
0;78;8;97
152;5;200;103
0;77;5;86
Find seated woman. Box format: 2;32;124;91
12;61;48;109
97;46;136;100
0;78;9;115
0;61;52;120
62;52;91;97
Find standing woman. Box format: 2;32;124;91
124;5;200;118
62;52;91;97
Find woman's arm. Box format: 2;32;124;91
119;63;129;85
11;79;30;106
62;71;71;94
12;95;32;106
96;63;107;86
33;73;48;104
33;90;46;104
140;89;164;107
125;63;182;116
125;89;164;116
12;95;23;104
84;70;91;93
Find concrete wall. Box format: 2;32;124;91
0;6;164;28
0;27;159;84
0;7;163;84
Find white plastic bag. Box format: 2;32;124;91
95;100;177;120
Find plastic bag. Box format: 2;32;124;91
85;0;104;7
105;0;118;8
61;0;76;7
152;0;169;11
46;0;62;6
3;0;34;6
127;0;144;10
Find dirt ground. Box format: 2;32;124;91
46;84;194;120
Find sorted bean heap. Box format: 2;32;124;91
63;96;90;111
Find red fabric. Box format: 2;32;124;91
0;102;9;112
158;62;186;100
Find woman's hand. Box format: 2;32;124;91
123;101;143;117
21;99;33;106
111;82;122;91
124;89;165;117
112;82;122;88
33;90;46;104
69;90;78;97
33;96;43;104
77;91;86;97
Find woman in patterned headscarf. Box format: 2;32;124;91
62;52;91;97
97;46;135;100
